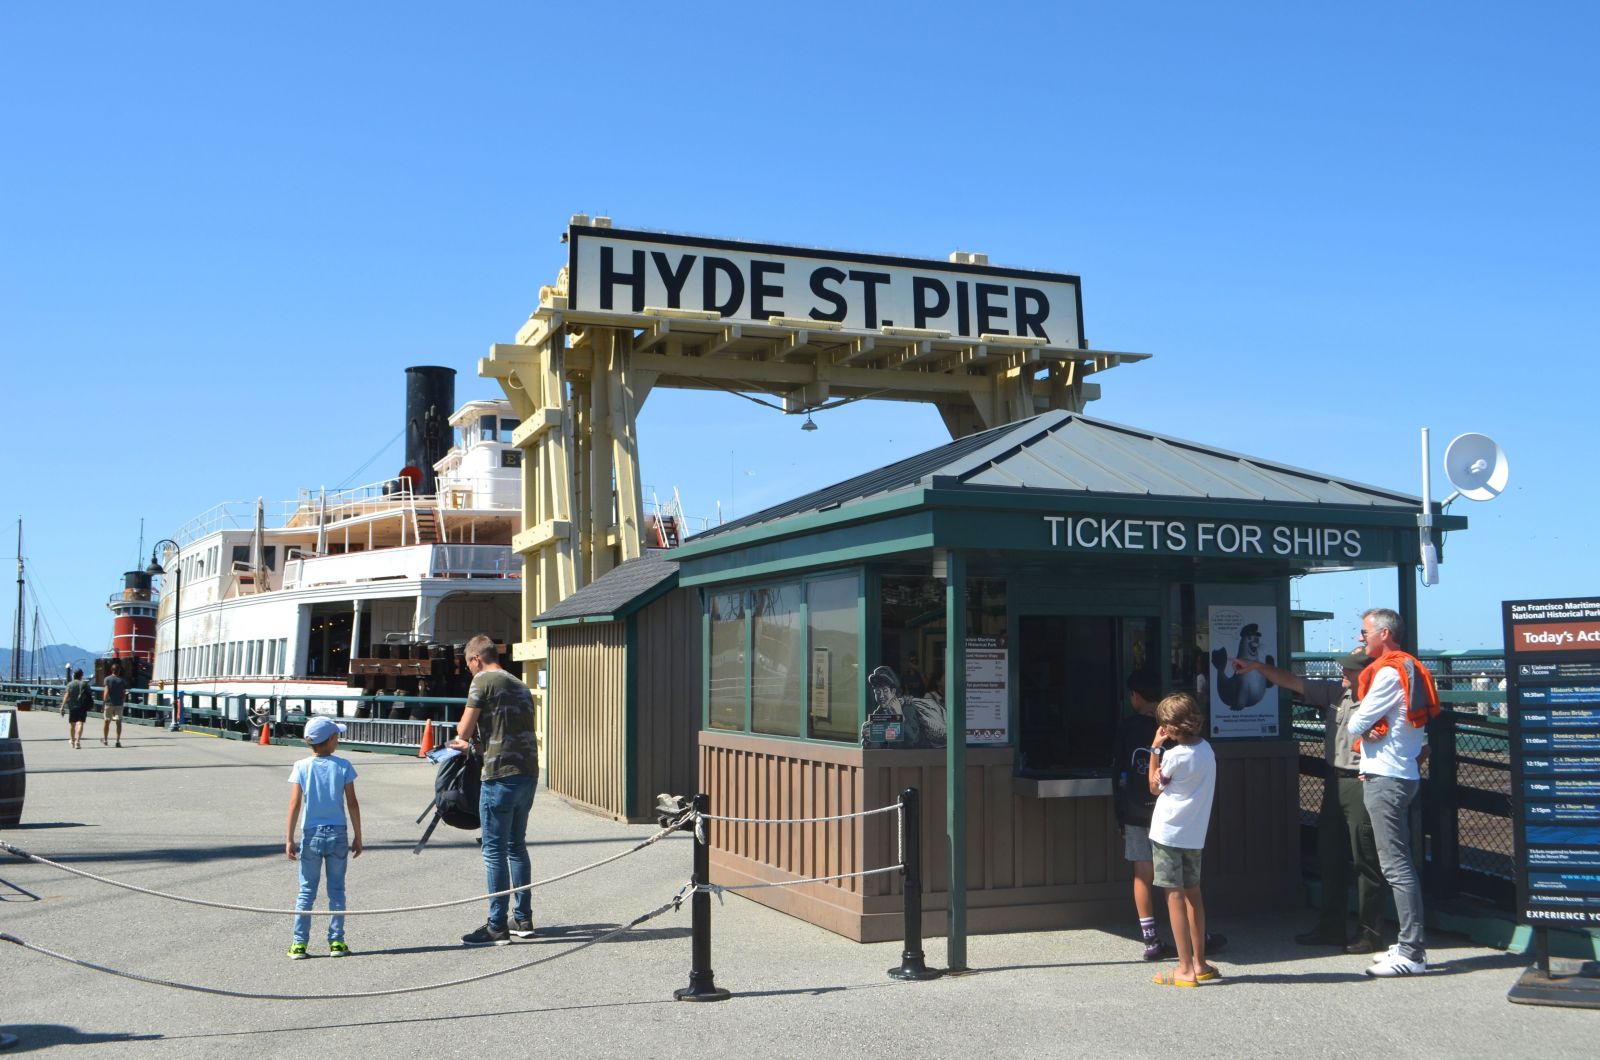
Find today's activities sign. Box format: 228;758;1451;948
568;226;1084;347
1503;596;1600;925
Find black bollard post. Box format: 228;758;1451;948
888;786;942;980
674;793;731;1002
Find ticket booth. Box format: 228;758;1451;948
669;410;1463;942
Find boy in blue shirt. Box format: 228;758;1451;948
285;717;363;959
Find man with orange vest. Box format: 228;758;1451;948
1347;607;1440;977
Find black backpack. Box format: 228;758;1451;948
413;751;481;854
78;681;94;709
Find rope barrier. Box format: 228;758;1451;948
0;816;687;917
0;893;684;1001
695;803;900;825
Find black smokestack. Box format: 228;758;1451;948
405;366;456;495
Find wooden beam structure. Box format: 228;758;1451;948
486;220;1150;673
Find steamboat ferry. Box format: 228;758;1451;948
147;367;523;716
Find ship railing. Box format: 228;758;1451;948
282;543;520;589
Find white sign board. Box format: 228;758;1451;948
569;226;1084;347
1206;605;1280;739
965;635;1009;745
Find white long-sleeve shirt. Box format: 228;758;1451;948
1346;666;1425;780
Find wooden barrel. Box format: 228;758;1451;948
0;710;24;828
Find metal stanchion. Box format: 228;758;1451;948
674;793;731;1002
888;786;942;980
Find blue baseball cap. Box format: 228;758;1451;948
304;717;347;744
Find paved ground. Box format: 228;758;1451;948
1;713;1596;1057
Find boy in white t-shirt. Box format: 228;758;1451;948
1146;692;1217;987
285;717;363;959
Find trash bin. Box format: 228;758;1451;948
1;709;25;828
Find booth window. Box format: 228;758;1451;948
807;573;860;741
751;584;803;736
703;570;864;742
707;590;746;731
879;574;1007;703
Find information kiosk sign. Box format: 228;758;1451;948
1503;596;1600;927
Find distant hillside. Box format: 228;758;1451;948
0;643;101;682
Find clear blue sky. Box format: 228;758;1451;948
4;1;1596;660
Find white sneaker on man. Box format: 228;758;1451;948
1371;943;1401;963
1365;952;1426;977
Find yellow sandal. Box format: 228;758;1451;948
1153;970;1198;987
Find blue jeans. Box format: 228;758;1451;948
1363;775;1424;962
294;825;349;943
481;773;536;928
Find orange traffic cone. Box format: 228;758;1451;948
258;719;271;746
418;718;435;758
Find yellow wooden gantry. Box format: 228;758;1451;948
481;219;1149;674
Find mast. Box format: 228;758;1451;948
29;607;40;682
12;518;21;683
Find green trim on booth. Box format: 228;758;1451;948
623;613;639;817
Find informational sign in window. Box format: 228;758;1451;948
965;635;1009;745
1503;596;1600;925
1205;605;1279;739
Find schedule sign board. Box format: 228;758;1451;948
1503;596;1600;925
568;226;1085;347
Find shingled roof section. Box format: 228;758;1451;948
531;550;680;625
688;410;1420;542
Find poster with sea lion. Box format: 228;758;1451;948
1207;605;1279;738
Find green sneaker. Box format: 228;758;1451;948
328;941;350;958
287;942;308;960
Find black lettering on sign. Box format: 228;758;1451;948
702;257;744;317
913;277;950;329
1016;287;1049;339
976;282;1009;336
750;259;785;320
849;270;891;329
651;252;696;309
600;247;646;312
955;280;971;336
808;267;847;322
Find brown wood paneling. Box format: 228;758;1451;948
698;732;1303;941
547;623;626;819
632;589;703;821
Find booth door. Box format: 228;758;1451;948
1017;614;1158;774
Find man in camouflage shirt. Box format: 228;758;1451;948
448;635;540;945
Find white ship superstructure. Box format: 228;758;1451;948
150;394;524;701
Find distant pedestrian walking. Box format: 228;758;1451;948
285;717;363;959
60;669;92;749
101;662;127;747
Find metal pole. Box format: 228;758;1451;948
889;787;941;980
674;793;730;1002
944;550;968;972
169;565;182;732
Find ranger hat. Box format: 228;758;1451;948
304;717;347;745
1336;649;1371;672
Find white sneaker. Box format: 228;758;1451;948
1365;953;1426;977
1371;943;1401;963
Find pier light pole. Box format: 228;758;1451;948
147;540;181;732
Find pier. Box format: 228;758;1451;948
1;721;1594;1057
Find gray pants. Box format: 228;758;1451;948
1363;775;1424;962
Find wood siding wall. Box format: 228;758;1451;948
631;589;703;821
700;732;1301;942
546;588;702;822
548;623;626;818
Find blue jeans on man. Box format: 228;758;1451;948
1363;775;1424;962
294;825;349;944
481;773;536;928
